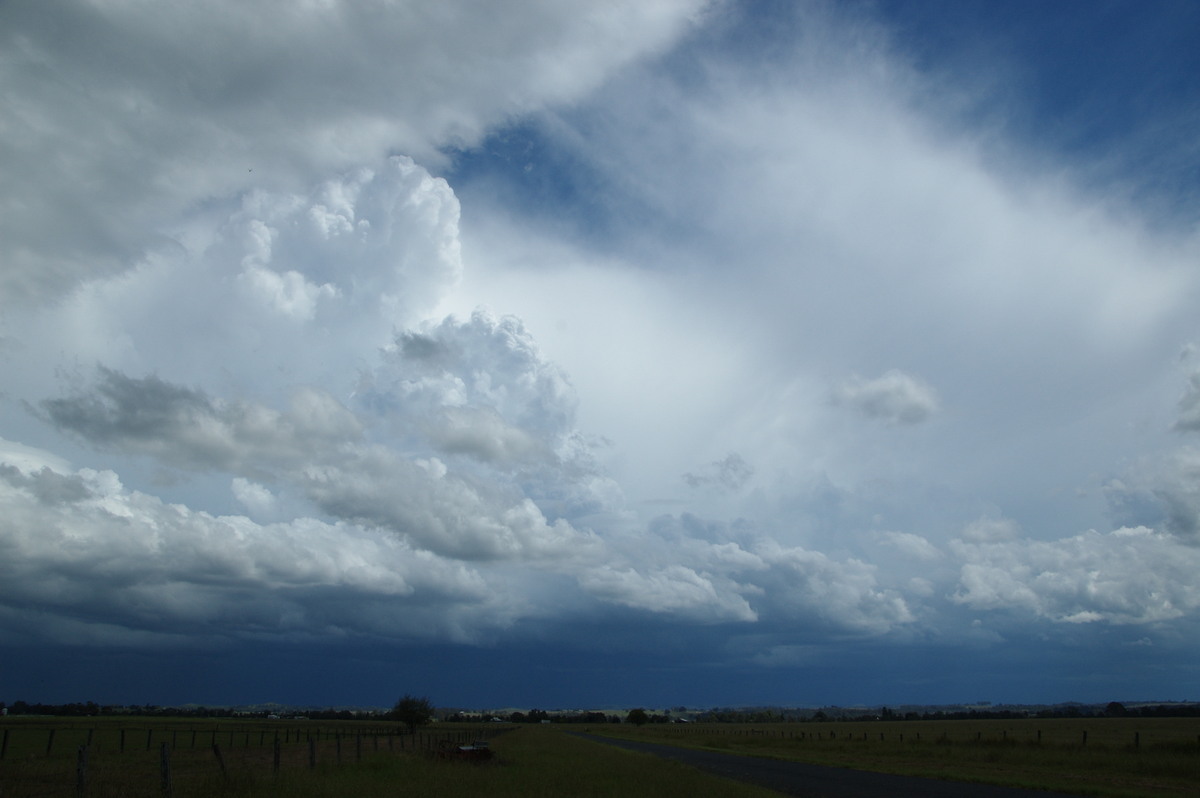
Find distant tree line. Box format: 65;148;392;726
0;700;388;719
444;709;623;724
6;699;1198;721
693;703;1200;723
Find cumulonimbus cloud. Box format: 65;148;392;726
0;0;710;308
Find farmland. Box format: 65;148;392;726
0;717;774;797
2;715;1198;796
590;717;1200;797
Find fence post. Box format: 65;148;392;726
309;738;317;769
336;733;342;764
76;744;88;798
212;743;227;780
147;729;153;751
1082;730;1088;746
120;728;126;753
46;728;56;756
160;742;172;798
356;734;362;762
1;728;9;760
273;735;281;775
1134;731;1140;749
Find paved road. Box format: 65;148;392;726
570;733;1080;798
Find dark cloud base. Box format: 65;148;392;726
3;630;1191;710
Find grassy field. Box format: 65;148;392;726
0;718;776;797
589;718;1200;797
3;716;1198;796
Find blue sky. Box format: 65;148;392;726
2;1;1199;711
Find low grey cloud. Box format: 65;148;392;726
1104;449;1200;544
0;456;500;645
299;447;598;562
831;370;940;425
683;453;755;492
1174;372;1200;432
598;513;916;636
40;369;362;475
579;564;758;623
429;407;550;465
38;364;596;564
951;523;1200;625
876;530;943;561
750;540;914;634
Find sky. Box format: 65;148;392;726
2;0;1199;711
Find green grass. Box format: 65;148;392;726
589;719;1200;798
0;721;777;797
252;726;778;798
5;716;1198;797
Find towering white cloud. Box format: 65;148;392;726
0;0;709;307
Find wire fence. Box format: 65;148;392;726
0;722;502;797
615;718;1200;750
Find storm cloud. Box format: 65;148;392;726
2;0;1199;707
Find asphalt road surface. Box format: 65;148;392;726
571;732;1081;798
